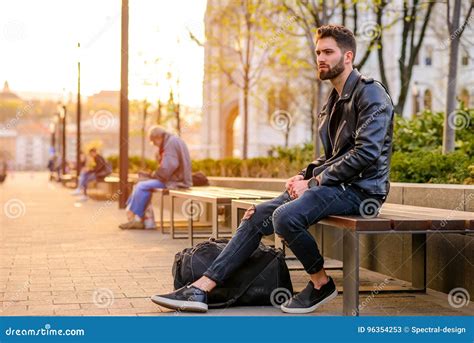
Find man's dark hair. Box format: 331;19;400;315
89;148;97;153
316;24;356;62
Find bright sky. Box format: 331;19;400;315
0;0;206;106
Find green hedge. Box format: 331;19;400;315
393;108;473;155
391;150;473;184
190;150;473;185
106;108;473;184
107;155;157;174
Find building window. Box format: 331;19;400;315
461;53;469;66
423;89;432;110
425;46;433;66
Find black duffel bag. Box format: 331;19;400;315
172;238;293;308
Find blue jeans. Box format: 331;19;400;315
126;179;165;218
79;171;97;194
204;184;378;284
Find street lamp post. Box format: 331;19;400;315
141;99;149;169
76;42;82;186
119;0;130;209
58;104;67;175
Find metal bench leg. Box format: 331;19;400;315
171;196;176;239
212;202;218;238
412;233;426;291
160;192;165;234
231;204;238;236
188;200;194;246
343;230;359;316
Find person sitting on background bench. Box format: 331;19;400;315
0;158;7;183
151;24;394;314
119;126;193;230
70;151;87;194
71;148;111;201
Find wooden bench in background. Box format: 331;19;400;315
167;187;281;245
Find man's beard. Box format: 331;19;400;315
318;56;345;80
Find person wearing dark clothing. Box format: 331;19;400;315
71;148;111;201
0;159;7;183
151;24;394;314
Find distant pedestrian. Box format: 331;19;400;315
71;148;111;201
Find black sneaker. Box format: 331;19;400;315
151;285;208;313
281;277;338;314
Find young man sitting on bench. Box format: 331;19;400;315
151;24;394;313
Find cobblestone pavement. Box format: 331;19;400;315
1;172;471;316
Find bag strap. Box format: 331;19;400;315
208;248;280;309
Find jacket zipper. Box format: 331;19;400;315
333;120;347;149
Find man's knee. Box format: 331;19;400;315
238;204;273;236
135;182;147;192
273;205;301;239
242;205;256;221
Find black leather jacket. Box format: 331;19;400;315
301;69;394;197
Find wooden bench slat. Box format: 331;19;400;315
384;203;474;219
376;213;429;231
380;208;468;230
320;215;392;231
382;203;474;230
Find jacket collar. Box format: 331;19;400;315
328;68;362;101
341;68;362;100
159;132;171;152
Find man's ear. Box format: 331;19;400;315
345;50;354;65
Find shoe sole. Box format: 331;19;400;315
280;289;338;314
119;226;145;230
150;295;208;313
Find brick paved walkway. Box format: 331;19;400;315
1;172;471;316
